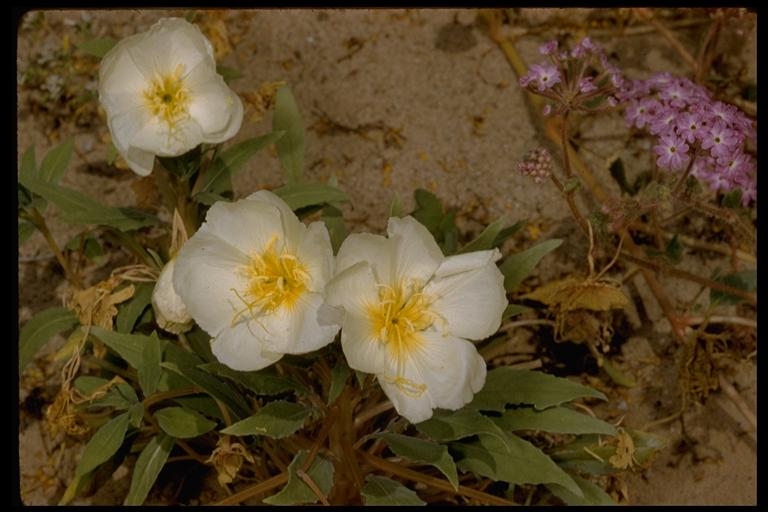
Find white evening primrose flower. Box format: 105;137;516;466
172;191;340;371
98;17;244;176
325;216;507;424
152;258;194;335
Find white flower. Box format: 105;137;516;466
98;17;243;176
172;191;340;371
152;258;194;334
325;216;507;424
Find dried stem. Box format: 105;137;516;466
633;8;699;72
353;400;394;429
717;375;756;431
214;472;289;505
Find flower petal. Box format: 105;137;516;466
339;312;390;375
335;232;393;284
283;292;341;354
129;115;204;157
173;230;250;336
325;261;380;317
122;146;156;176
425;249;507;340
244;190;304;251
296;221;335;292
211;322;283;372
200;198;285;257
387;216;443;285
378;333;486;424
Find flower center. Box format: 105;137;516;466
143;64;190;129
232;236;309;324
367;281;434;361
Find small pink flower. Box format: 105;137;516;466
579;77;597;94
654;134;690;171
539;40;558;56
701;122;737;159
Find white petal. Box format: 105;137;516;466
172;230;250;336
185;65;244;139
378;333;486;424
325;261;380;317
283;292;341;354
122;146;155;176
130;116;203;157
99;34;150;99
244;190;305;250
335;232;393;284
108;105;151;153
340;311;390;375
211;322;283;372
200;199;285;257
151;259;193;332
200;88;244;144
296;221;334;292
387;216;443;285
425;250;507;341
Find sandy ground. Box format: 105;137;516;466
17;8;756;505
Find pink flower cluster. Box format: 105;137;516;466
618;73;756;205
517;148;553;183
519;37;623;116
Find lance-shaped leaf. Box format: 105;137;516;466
327;360;350;405
467;368;606;412
273;183;349;211
123;433;175;505
154;406;217;438
198;361;305;396
38;137;74;183
161;362;249;420
221;400;311;438
496;406;617;436
19;307;78;372
362;475;425;506
115;282;154;334
77;37;117;58
273;86;305;185
74;412;130;477
90;327;154;369
499;239;563;292
375;433;458;490
415;408;509;448
263;450;334;505
546;474;615;506
549;430;666;475
138;333;163;397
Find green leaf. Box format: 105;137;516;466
415;408;510;448
123;433;175;505
82;382;138;411
90;327;153;369
18;175;159;231
468;368;607;412
388;192;404;218
549;430;666;475
19;144;37;181
273;86;305;185
601;358;637;388
221;400;311;438
263;450;334;505
161;362;250;420
492;220;525;248
710;269;757;305
411;189;443;233
198;361;304;395
106;142;118;165
19;220;37;245
322;205;347;254
501;303;529;321
115;282;154;333
459;217;507;254
496;406;617;436
664;235;683;265
608;158;634;196
60;471;93;505
376;433;458;490
362;475;425;506
273;183;349;211
438;210;459;255
39;137;74;183
547;474;615;505
128;402;144;428
154;406;217;438
327;360;350;405
75;412;130;477
192;191;229;206
499;239;563;292
19;307;78;372
173;396;225;422
185;327;216;363
77;37;117;58
720;189;743;209
74;376;109;395
138;333;163;397
563;177;581;193
198;131;285;194
454;432;582;496
216;64;242;84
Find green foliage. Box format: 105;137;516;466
81;382;139;411
468;368;607;412
388;192;404;218
273;182;349;211
38;137;74;183
327;359;350;405
454;432;582;496
458;217;519;254
496;406;617;436
322;204;348;254
161;361;250;420
154;406;217;438
138;333;163;397
263;450;335;505
410;189;460;254
499;239;563;292
273;86;305;185
197;131;285;197
75;412;130;477
710;269;757;305
501;303;530;320
115;282;154;334
362;475;426;506
65;234;106;266
19;307;78;372
646;235;683;265
216;64;242;84
720;189;743;209
124;433;175;505
90;327;150;369
376;433;459;490
221;400;311;438
547;474;615;505
77;37;117;58
549;430;666;475
18;219;36;245
198;361;305;395
106;142;118;165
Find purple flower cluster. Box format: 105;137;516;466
517;148;553;183
519;37;623;116
619;73;756;205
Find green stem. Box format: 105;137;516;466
26;207;77;286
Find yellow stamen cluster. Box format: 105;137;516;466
143;64;190;129
232;237;309;325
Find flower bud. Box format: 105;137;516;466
152;258;194;334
